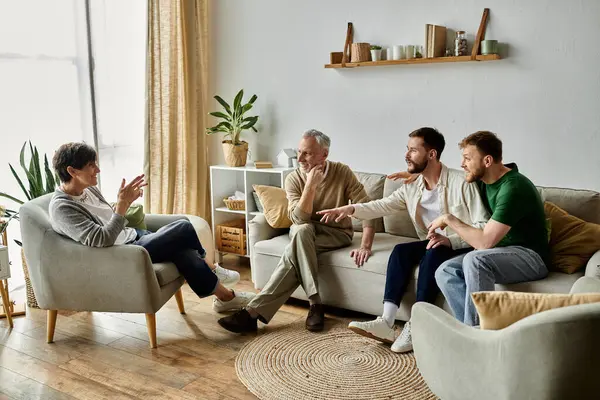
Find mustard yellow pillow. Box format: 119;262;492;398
253;185;292;229
472;291;600;330
544;201;600;274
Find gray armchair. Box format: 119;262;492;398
412;276;600;400
19;194;214;348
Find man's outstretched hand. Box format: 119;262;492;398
387;171;419;184
317;205;355;224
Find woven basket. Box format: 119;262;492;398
223;198;245;211
21;248;39;309
350;42;371;62
222;140;249;167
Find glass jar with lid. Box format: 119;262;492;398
454;31;467;56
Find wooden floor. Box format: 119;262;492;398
0;257;368;399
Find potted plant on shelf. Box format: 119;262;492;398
370;45;382;61
0;141;60;308
206;89;259;167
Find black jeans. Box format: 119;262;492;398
133;219;218;297
383;240;471;305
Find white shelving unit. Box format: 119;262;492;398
210;165;294;260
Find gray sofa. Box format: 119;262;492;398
249;171;600;320
412;276;600;400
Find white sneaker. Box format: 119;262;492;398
391;320;413;353
212;291;255;313
213;263;240;288
348;317;398;344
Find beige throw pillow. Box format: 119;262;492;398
253;185;292;229
472;291;600;330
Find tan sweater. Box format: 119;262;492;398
285;161;372;236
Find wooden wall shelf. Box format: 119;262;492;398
324;54;501;69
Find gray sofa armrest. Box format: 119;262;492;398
248;214;287;247
27;229;163;313
412;301;600;400
144;214;189;231
248;215;287;282
145;214;214;265
584;249;600;279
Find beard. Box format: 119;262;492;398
406;158;428;174
464;166;485;182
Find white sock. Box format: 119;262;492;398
382;301;398;328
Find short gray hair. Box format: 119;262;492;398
302;129;331;149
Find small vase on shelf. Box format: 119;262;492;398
370;45;382;62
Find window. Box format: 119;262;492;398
0;0;146;296
90;0;147;196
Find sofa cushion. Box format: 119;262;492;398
319;233;418;275
382;178;419;238
472;290;600;330
497;271;582;294
153;262;181;286
352;172;386;233
544;201;600;274
253;185;293;228
254;232;419;275
537;186;600;224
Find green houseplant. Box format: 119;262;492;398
206;89;259;167
0;141;60;308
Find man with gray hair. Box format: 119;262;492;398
219;129;376;333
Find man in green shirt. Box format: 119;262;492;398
429;131;549;326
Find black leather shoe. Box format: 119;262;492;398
306;304;325;332
218;309;258;333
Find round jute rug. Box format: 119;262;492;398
235;321;436;400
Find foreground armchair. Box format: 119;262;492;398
412;276;600;400
19;194;213;348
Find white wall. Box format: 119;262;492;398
210;0;600;191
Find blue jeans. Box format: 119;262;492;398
133;219;218;297
383;240;471;306
435;246;548;326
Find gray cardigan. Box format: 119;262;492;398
49;186;130;248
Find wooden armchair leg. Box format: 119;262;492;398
175;288;185;314
0;280;13;328
47;310;58;343
145;313;157;348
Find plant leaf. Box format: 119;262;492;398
8;163;29;201
206;126;230;135
239;103;253;115
214;121;232;130
0;191;25;205
242;115;258;123
240;117;258;130
44;154;56;192
233;89;244;116
32;145;45;197
248;94;258;105
214;96;232;116
209;111;230;120
19;142;39;198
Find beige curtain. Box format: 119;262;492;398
144;0;210;217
